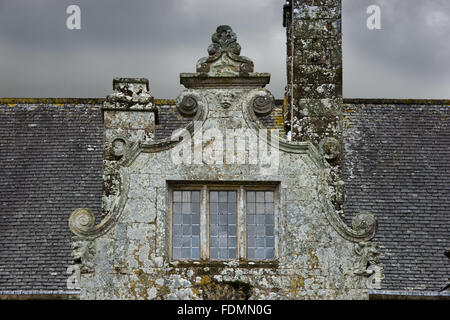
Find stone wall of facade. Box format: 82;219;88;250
68;24;381;300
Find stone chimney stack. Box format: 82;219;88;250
103;78;158;160
284;0;342;143
284;0;344;210
101;78;158;217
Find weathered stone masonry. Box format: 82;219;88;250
68;21;382;299
284;0;342;144
284;0;344;214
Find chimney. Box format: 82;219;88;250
284;0;342;145
284;0;344;210
102;78;158;160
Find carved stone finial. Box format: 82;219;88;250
208;25;241;56
103;78;155;110
180;25;270;88
196;25;254;77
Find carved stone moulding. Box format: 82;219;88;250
176;94;198;117
352;211;378;235
176;90;203;117
110;136;129;158
180;73;271;89
250;89;275;116
69;208;96;236
322;204;378;243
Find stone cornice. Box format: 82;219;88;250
180;73;270;89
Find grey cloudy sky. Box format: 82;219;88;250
0;0;449;99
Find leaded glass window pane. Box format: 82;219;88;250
172;190;200;260
209;191;237;260
247;191;274;260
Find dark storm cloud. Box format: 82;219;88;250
0;0;449;99
0;0;286;98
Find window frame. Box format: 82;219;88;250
168;183;279;263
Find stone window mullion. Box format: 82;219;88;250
200;185;209;260
238;186;246;260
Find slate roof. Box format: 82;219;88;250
0;101;103;293
343;100;450;292
0;98;448;295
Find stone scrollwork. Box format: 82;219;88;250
177;94;199;117
311;159;379;244
240;61;253;73
252;95;274;116
176;90;208;121
321;198;378;243
241;89;326;169
69;208;96;236
352;211;378;236
246;89;275;117
346;211;378;242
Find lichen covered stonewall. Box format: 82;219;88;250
68;20;382;300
